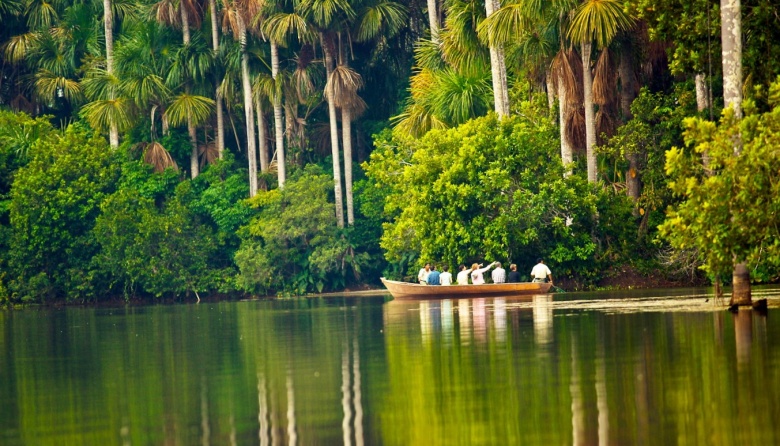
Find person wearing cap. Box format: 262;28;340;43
530;258;553;286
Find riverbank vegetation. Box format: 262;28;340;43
1;0;780;302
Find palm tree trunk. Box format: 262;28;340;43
557;71;573;176
427;0;439;43
103;0;119;149
545;68;555;118
582;41;596;183
256;95;269;172
239;19;257;196
180;4;199;178
271;42;286;188
322;33;345;229
721;0;749;306
342;108;354;225
485;0;509;118
209;0;225;157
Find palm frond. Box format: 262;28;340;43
432;68;491;126
121;73;171;107
198;141;218;168
391;102;448;138
25;0;59;29
165;93;215;127
4;32;37;63
150;0;179;27
567;0;634;48
414;38;446;71
592;47;615;105
143;141;179;172
326;64;362;106
81;69;120;101
262;12;316;44
565;105;585;151
298;0;355;28
477;2;535;46
81;98;132;132
34;70;82;103
354;0;408;42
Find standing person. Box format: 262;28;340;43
491;262;506;283
530;258;553;286
427;265;441;285
418;263;431;284
456;264;470;285
470;261;498;285
440;265;453;286
507;264;521;283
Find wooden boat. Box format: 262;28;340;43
380;277;552;300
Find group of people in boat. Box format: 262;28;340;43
417;259;553;287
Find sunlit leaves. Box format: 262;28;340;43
660;99;780;280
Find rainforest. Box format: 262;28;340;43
2;0;780;303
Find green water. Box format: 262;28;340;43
1;289;779;445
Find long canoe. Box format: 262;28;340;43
380;277;552;300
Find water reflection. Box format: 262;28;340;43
1;291;779;445
532;294;554;346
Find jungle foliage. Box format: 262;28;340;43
2;0;780;302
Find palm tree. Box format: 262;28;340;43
153;0;205;178
223;0;260;195
567;0;634;183
478;0;579;172
207;0;225;157
720;0;749;305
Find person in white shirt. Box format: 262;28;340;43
470;261;498;284
439;265;453;285
417;263;431;284
456;264;470;285
491;262;506;283
530;258;553;286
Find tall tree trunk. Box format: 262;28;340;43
619;54;640;205
557;71;573;176
426;0;439;43
342;108;354;225
239;18;257;196
485;0;510;118
181;5;199;178
271;42;286;187
209;0;225;158
695;73;710;112
256;95;269;172
322;33;345;229
103;0;119;149
582;42;597;183
545;68;555;117
721;0;749;305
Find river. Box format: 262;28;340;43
1;287;779;445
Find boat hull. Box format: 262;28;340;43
380;277;552;299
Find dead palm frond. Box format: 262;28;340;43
327;64;364;109
199;141;219;168
596;107;616;144
565;105;586;152
143;141;179;172
150;0;179;27
592;48;615;106
552;47;582;108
